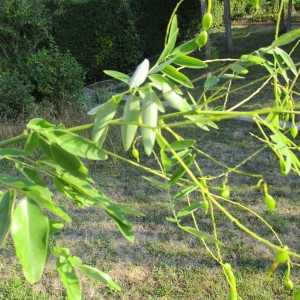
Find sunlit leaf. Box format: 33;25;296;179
271;28;300;47
129;59;150;88
49;220;65;235
57;255;81;300
15;163;46;187
162;65;193;88
24;132;40;153
173;55;207;69
27;118;56;131
181;226;224;245
177;202;204;217
169;154;195;185
273;47;298;77
39;138;88;179
103;70;130;84
121;94;140;151
167;139;195;152
148;57;177;75
77;265;121;291
141;90;158;156
0;189;15;248
44;130;107;160
92;100;118;147
173;185;198;201
148;74;182;94
0;174;71;222
11;197;49;284
173;39;198;55
142;176;169;189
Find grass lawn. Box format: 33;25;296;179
0;22;300;299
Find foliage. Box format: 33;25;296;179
1;1;300;300
47;0;200;81
24;43;86;109
0;0;86;117
0;69;35;119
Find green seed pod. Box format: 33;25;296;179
291;124;298;139
221;181;230;199
203;200;209;213
264;194;276;210
279;158;288;176
132;148;139;159
202;13;213;31
284;279;294;290
275;246;289;263
196;30;208;48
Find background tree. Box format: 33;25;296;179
223;0;233;52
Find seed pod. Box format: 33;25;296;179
202;13;213;31
196;30;208;48
264;194;276;210
141;92;158;156
291;124;298;139
284;279;294;290
221;181;230;199
275;246;289;263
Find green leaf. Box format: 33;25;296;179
39;138;88;179
271;28;300;47
157;28;179;64
114;204;145;217
160;150;172;172
167;139;195;152
162;83;192;112
181;226;224;245
204;75;219;89
15;163;46;187
170;149;192;165
141;90;158;156
162;65;193;88
148;74;182;94
77;265;121;291
169;154;195;185
230;64;249;74
105;210;134;242
121;94;140;151
24;132;39;153
129;59;150;88
103;70;130;84
57;256;81;300
44;130;107;160
152;202;174;208
0;175;71;222
11;197;49;284
27;118;56;131
92;100;118;148
240;54;265;64
142;176;169;189
173;185;198;201
273;47;298;77
49;220;65;235
148;57;177;75
0;189;16;248
173;39;198;55
0;148;28;159
177;201;204;217
173;55;207;69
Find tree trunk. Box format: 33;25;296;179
223;0;233;52
279;0;287;35
199;0;211;59
286;0;293;31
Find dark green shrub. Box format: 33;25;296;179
0;70;34;120
25;44;86;110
